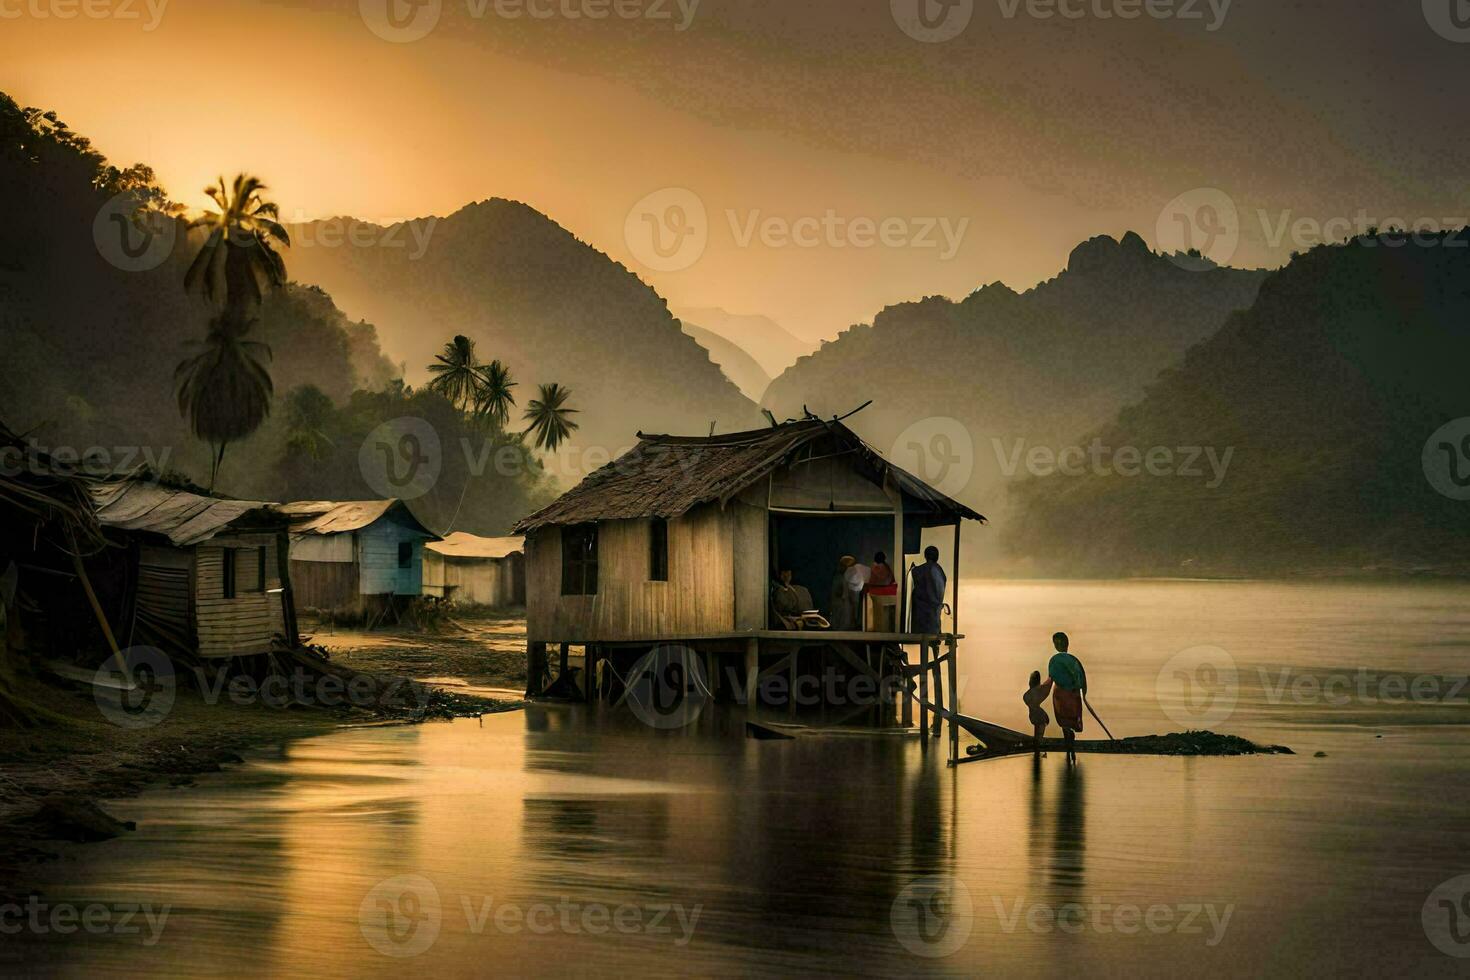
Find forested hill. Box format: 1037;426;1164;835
1004;232;1470;577
287;199;764;468
760;232;1266;526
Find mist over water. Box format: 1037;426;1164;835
12;581;1470;977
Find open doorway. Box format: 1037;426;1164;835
769;513;895;627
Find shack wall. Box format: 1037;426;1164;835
358;521;427;596
194;531;285;659
526;507;734;642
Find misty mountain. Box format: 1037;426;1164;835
761;232;1267;529
680;320;771;401
286;201;763;474
675;306;816;378
1004;233;1470;577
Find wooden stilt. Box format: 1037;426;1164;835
919;641;930;734
947;635;960;764
585;645;599;702
526;642;548;697
559;642;570;680
900;644;914;728
930;641;944;738
745;637;759;716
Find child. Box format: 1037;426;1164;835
1022;670;1049;754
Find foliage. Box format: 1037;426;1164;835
523;382;579;453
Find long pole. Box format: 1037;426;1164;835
1084;694;1116;741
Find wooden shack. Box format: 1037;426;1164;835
88;478;297;659
279;500;438;618
422;533;525;608
512;418;985;755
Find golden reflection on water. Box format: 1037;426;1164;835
10;581;1470;977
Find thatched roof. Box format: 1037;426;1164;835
426;532;524;560
513;419;984;533
0;421;106;553
279;499;436;539
89;479;284;548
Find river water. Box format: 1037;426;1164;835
10;581;1470;977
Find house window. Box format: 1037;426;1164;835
649;518;669;582
561;523;599;596
398;541;413;568
222;549;237;599
252;545;267;593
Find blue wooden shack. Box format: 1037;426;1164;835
279;500;438;620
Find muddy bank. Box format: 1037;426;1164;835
0;660;520;904
300;609;528;692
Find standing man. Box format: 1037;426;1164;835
909;545;947;634
1036;632;1087;764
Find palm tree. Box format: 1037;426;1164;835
473;358;517;428
175;319;274;489
426;335;483;413
183;174;290;325
523;383;579;453
284;384;335;460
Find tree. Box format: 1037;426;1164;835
473;358;517;428
523;382;579;453
183;174;290;325
175;320;275;489
176;173;288;489
426;335;483;413
284;384;336;460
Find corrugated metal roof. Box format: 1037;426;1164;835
426;532;524;560
279;499;437;539
513;419;985;532
89;480;281;547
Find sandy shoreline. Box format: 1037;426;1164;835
0;611;530;903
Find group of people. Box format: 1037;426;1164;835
769;546;951;633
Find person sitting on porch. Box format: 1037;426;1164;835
909;545;948;633
866;552;896;593
772;568;822;629
830;556;862;630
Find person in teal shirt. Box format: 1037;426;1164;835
1036;632;1086;763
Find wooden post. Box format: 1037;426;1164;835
951;521;961;637
745;637;759;716
526;642;547;697
585;645;599;703
918;641;929;734
559;642;570;680
947;634;960;764
788;648;798;718
900;644;913;728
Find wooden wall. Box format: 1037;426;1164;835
526;507;735;642
730;483;770;630
357;522;428;597
134;543;193;652
290;557;361;613
423;554;523;607
194;531;286;659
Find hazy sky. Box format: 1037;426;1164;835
3;0;1467;342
